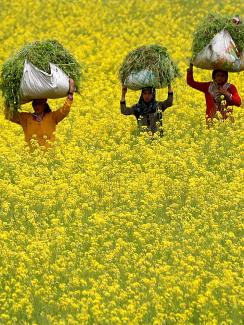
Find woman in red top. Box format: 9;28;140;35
187;63;241;125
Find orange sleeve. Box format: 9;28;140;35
52;97;73;124
4;109;28;126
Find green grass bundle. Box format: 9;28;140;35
192;14;244;58
0;40;82;110
119;45;180;89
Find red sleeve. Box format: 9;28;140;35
187;69;210;93
228;84;241;107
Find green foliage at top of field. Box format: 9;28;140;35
192;13;244;57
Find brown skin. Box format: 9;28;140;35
32;98;47;117
188;64;233;100
121;84;173;102
32;79;75;117
142;89;154;103
214;71;228;86
121;86;127;101
213;72;232;98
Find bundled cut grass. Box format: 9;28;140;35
119;45;180;89
192;14;244;58
0;40;82;110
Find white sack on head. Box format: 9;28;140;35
124;69;157;90
240;51;244;70
192;29;244;72
20;61;70;103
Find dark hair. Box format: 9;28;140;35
140;87;156;102
212;69;228;80
141;87;155;94
32;100;51;113
44;103;51;113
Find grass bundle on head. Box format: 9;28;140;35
119;45;180;89
192;14;244;58
0;40;82;110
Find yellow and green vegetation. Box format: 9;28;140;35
0;0;243;324
119;45;180;88
192;13;244;58
1;40;82;110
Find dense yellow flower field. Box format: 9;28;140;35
0;0;243;324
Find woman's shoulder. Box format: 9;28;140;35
19;111;32;119
228;83;238;90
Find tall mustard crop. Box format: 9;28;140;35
0;0;243;324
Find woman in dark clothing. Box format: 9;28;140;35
120;85;173;136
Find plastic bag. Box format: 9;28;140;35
20;60;70;103
124;69;157;90
240;51;244;70
192;29;244;72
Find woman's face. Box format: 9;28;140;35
214;72;227;86
142;90;153;103
32;99;47;115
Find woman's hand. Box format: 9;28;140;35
187;63;193;73
218;87;232;100
121;86;127;101
69;79;75;94
168;83;173;93
218;87;229;96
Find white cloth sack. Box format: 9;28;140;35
192;29;244;72
20;60;70;103
124;69;157;90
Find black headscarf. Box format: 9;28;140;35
43;103;51;113
134;87;158;119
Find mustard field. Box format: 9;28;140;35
0;0;243;324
